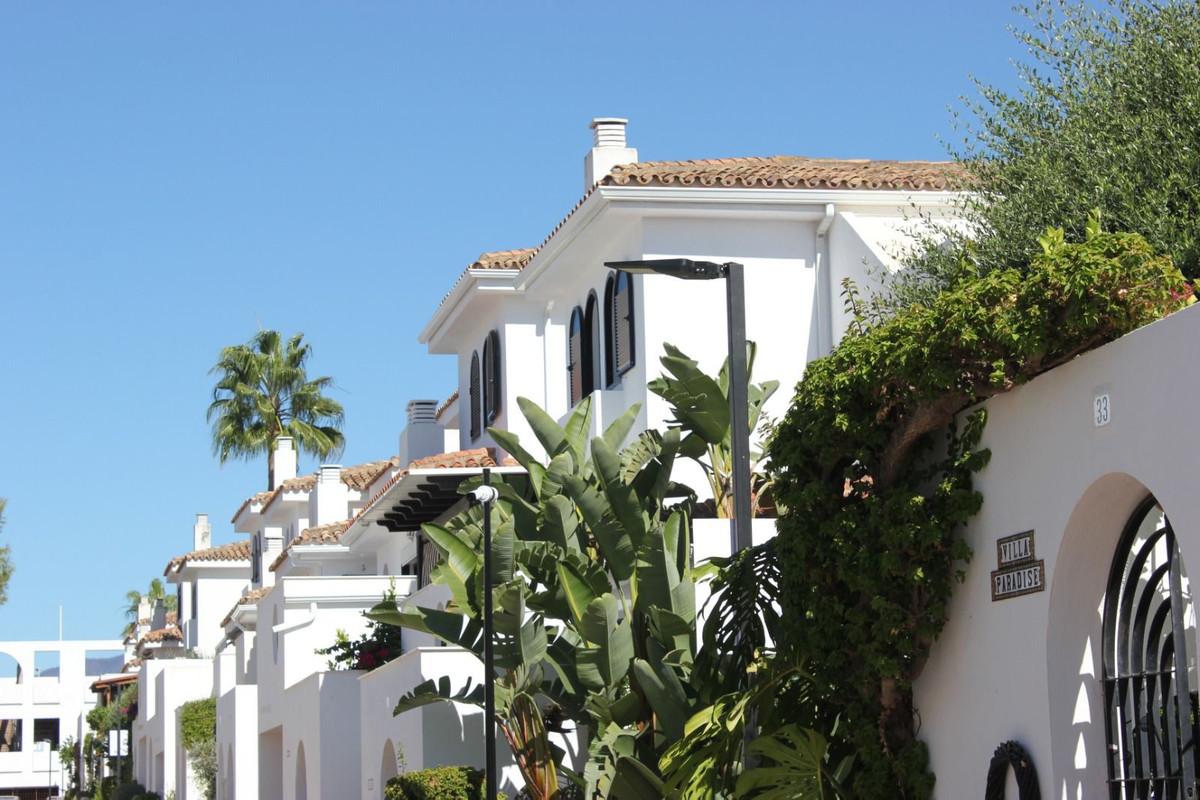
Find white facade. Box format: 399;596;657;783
191;117;964;799
912;301;1200;798
0;638;123;797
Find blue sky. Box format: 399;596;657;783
0;1;1025;641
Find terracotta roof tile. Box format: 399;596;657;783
231;490;275;524
603;156;963;192
165;540;252;575
122;658;142;673
137;626;182;648
221;586;273;627
435;389;458;420
258;458;401;514
469;248;537;271
269;519;353;571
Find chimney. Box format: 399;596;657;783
193;513;212;552
310;464;348;526
270;436;298;489
137;597;151;627
584;117;637;191
399;399;443;465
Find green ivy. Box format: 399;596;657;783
768;223;1191;797
178;697;216;751
384;766;491;800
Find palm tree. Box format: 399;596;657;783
0;499;12;607
122;578;177;638
207;330;345;489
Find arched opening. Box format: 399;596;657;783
482;330;502;424
583;291;599;396
567;306;584;407
295;741;308;800
380;739;399;792
1102;496;1199;796
0;651;22;684
604;271;635;386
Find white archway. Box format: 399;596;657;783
380;739;398;793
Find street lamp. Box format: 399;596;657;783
605;258;753;554
469;469;501;800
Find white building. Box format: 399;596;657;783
196;116;963;799
131;515;251;799
0;638;123;799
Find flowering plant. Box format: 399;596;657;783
318;584;404;671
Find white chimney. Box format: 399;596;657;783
193;513;211;552
310;464;348;526
270;436;298;489
137;597;151;626
399;399;443;465
584;117;637;191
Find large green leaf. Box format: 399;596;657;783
540;494;581;551
576;595;634;690
557;560;601;627
366;604;486;656
592;436;647;545
610;755;667;800
392;676;485;716
564;476;636;582
602;402;642;452
421;522;479;611
518;396;568;457
562;394;594;464
735;725;852;799
487;426;546;496
631;658;688;741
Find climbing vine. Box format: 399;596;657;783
768;221;1191;797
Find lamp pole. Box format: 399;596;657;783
471;469;500;800
605;258;753;553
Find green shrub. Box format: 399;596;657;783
384;766;486;800
112;782;146;800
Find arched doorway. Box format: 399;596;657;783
294;741;307;800
380;739;398;793
1102;496;1199;797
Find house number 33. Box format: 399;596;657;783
1094;393;1111;427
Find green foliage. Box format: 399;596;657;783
178;697;217;800
59;735;79;799
0;499;12;605
369;395;702;799
207;329;345;487
383;766;489;800
113;783;147;800
892;0;1200;309
317;583;405;671
122;579;176;639
649;342;778;517
768;225;1190;796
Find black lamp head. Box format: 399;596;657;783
604;258;724;280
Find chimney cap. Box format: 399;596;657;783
590;117;628;127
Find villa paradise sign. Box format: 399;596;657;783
991;531;1045;601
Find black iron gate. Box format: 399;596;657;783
1103;496;1199;799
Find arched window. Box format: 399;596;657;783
468;351;481;441
604;271;635;386
567;306;584;407
1103;496;1199;794
482;330;502;424
583;292;599;397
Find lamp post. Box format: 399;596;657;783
605;258;753;554
470;469;500;800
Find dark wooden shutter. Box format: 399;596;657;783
604;276;616;387
484;330;501;423
615;271;635;375
469;351;481;440
568;307;583;406
583;294;597;396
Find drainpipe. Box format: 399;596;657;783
815;203;835;356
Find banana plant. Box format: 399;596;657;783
370;394;704;799
648;341;779;518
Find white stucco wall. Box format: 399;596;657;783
915;303;1200;798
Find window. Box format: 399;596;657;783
0;719;20;752
191;582;198;622
482;330;502;424
567;306;584;407
605;271;635;386
468;351;481;440
34;651;59;681
33;718;59;750
85;650;124;677
0;652;21;684
252;535;262;584
1103;496;1199;794
583;292;599;397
